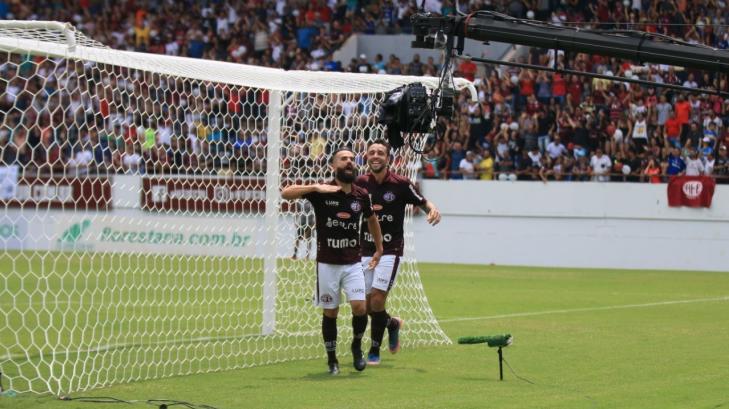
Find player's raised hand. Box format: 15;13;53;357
426;205;441;226
314;184;341;193
368;250;382;270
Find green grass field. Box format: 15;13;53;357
2;261;729;409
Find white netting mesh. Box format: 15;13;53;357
0;21;457;396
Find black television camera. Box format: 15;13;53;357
378;82;455;151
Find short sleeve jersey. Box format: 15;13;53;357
355;171;427;257
303;181;373;264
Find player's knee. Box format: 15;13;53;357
369;289;388;312
370;299;385;312
323;308;339;318
350;301;367;316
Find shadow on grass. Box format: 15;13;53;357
451;375;505;383
299;371;369;381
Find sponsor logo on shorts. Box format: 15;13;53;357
376;277;389;284
320;294;333;303
372;204;383;211
325;200;340;206
350;201;362;212
336;212;351;219
383;191;396;202
351;288;365;294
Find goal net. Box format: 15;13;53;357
0;21;473;395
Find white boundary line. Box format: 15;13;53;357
438;296;729;323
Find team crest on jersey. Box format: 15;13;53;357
383;191;396;202
350;201;362;212
320;294;333;303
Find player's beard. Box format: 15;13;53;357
335;166;356;184
368;160;387;175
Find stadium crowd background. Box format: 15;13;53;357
0;0;728;182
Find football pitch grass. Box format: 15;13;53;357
2;262;728;409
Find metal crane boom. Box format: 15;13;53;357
411;12;729;73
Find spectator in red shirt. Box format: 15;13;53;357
458;60;477;82
567;75;583;106
609;95;623;122
525;94;541;115
551;73;566;105
317;0;332;22
674;94;691;126
642;158;662;183
674;94;692;143
664;110;682;149
645;87;657;109
517;69;535;110
304;5;318;26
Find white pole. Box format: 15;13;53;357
262;90;283;335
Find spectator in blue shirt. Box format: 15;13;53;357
297;26;318;50
666;148;686;176
701;137;714;158
373;54;386;72
187;36;205;58
324;60;342;71
449;142;465;179
719;33;729;50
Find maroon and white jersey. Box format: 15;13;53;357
303;181;373;265
355;171;427;257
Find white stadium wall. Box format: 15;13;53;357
411;180;729;272
2;175;727;272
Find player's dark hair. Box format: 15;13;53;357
329;146;355;163
366;139;391;157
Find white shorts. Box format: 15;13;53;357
314;262;366;309
361;255;401;294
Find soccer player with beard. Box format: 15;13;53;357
282;147;384;375
355;140;441;365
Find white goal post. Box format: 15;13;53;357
0;21;474;395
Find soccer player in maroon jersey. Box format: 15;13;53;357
282;147;384;375
355;140;441;365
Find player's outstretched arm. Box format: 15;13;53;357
420;200;442;226
366;214;384;269
281;184;341;200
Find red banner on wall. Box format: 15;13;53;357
667;176;716;208
141;176;267;213
1;177;112;210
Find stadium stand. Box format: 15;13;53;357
0;0;727;182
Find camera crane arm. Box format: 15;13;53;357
412;11;729;96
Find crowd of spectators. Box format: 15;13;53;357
422;0;729;183
0;0;728;183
